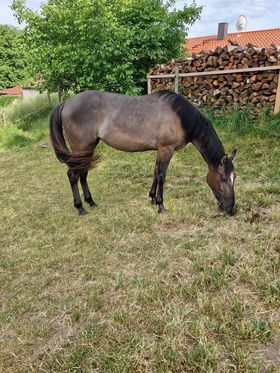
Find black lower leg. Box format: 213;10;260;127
67;169;87;215
156;167;166;213
149;161;158;205
155;147;174;213
80;171;97;208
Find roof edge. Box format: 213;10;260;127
187;27;280;41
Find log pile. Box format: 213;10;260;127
149;45;280;115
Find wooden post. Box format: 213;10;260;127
274;71;280;115
147;76;152;94
174;66;179;93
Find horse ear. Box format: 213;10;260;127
229;149;237;161
221;154;228;165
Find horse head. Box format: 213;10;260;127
207;150;237;214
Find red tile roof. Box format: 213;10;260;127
186;28;280;54
0;86;23;95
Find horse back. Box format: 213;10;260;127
61;91;186;152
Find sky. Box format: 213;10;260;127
0;0;279;37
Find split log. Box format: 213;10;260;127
149;45;280;115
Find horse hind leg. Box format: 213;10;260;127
67;139;100;215
67;168;87;216
80;171;97;208
80;138;100;208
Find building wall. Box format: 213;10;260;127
22;89;40;99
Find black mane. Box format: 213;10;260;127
156;91;225;168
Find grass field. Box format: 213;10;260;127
0;97;280;372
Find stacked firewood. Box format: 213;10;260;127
149;45;280;115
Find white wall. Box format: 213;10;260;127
22;89;40;99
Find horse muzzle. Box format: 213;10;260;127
218;198;236;215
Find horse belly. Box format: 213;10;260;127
102;132;157;151
98;123;157;151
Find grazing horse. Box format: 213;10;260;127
50;91;237;215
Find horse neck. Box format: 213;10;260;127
191;117;225;170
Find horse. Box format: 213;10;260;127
50;90;237;216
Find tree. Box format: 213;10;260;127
12;0;201;95
0;25;28;89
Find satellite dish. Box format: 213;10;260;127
236;15;247;32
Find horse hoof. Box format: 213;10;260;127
150;198;157;205
158;206;167;214
79;209;88;216
89;202;97;208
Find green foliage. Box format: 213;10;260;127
12;0;201;94
0;25;28;89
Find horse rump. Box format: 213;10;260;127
49;103;99;172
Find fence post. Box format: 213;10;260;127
147;76;152;94
274;71;280;115
174;66;179;94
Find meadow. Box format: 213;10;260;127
0;94;279;372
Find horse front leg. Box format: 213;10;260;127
155;146;174;213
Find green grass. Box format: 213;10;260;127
0;95;18;108
0;93;57;151
3;93;55;127
203;106;280;137
0;98;280;372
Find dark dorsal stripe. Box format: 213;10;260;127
156;91;225;168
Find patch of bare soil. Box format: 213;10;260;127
253;333;280;371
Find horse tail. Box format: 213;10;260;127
49;102;100;172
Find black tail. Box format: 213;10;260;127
49;103;99;172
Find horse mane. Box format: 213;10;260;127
156;91;225;168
